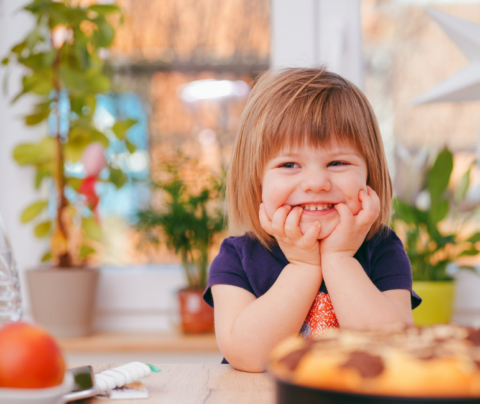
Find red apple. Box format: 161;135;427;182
0;322;65;388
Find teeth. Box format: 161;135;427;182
302;204;333;211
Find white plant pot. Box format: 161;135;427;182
452;269;480;327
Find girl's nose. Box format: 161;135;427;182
300;171;332;193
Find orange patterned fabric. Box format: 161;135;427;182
300;292;340;339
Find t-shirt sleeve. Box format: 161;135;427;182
203;237;254;308
370;229;422;310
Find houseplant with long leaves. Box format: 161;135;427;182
393;147;480;325
136;154;226;333
2;0;136;337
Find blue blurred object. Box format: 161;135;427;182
95;93;150;222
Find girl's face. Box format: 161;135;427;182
262;140;368;239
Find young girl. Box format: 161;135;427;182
203;67;421;373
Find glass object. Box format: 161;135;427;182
0;212;22;325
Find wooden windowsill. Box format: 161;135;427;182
58;331;219;353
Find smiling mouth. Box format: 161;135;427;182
295;203;335;211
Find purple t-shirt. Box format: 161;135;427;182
203;226;421;363
204;226;421;307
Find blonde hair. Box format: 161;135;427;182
227;67;392;248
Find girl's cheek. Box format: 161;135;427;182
261;195;277;220
349;186;367;215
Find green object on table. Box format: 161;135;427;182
147;364;161;373
412;281;455;326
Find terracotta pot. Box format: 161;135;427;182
26;267;100;338
178;288;214;334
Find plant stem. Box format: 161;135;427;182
182;250;194;288
53;50;71;268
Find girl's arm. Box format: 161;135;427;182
212;204;323;373
212;261;322;373
320;187;413;329
321;254;414;329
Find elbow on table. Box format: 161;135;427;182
223;351;267;373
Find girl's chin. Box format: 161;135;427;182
300;219;338;239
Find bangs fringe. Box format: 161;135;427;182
260;81;371;165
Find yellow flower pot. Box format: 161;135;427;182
412;281;455;326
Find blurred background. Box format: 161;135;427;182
1;0;480;365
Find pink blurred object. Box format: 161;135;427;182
81;143;106;177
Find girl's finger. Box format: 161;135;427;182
302;221;322;247
334;203;353;223
284;206;303;240
356;189;377;226
259;203;275;235
368;186;381;219
271;205;291;238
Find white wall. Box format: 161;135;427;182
0;0;48;315
271;0;364;89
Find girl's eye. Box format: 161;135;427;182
328;161;349;167
281;162;299;169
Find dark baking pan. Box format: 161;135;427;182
275;378;480;404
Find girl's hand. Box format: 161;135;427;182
320;186;381;257
259;203;322;267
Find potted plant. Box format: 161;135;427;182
2;0;136;337
135;154;226;333
393;147;480;326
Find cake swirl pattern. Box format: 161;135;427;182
269;324;480;398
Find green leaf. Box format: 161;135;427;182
21;200;48;224
25;29;42;50
47;2;70;25
126;140;136;154
88;5;121;15
92;19;115;47
13;137;55;166
85;74;110;93
467;232;480;244
13;143;40;165
428;148;453;199
1;57;9;66
34;221;51;238
458;248;479;257
393;199;427;225
428;199;450;226
20;52;54;69
109;167;126;189
14;72;53;102
11;41;26;55
42;49;57;66
66;177;82;191
35;167;51;189
71;95;96;116
112;118;137;140
454;163;474;204
79;245;95;259
24;110;50;126
82;216;102;242
41;251;53;263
